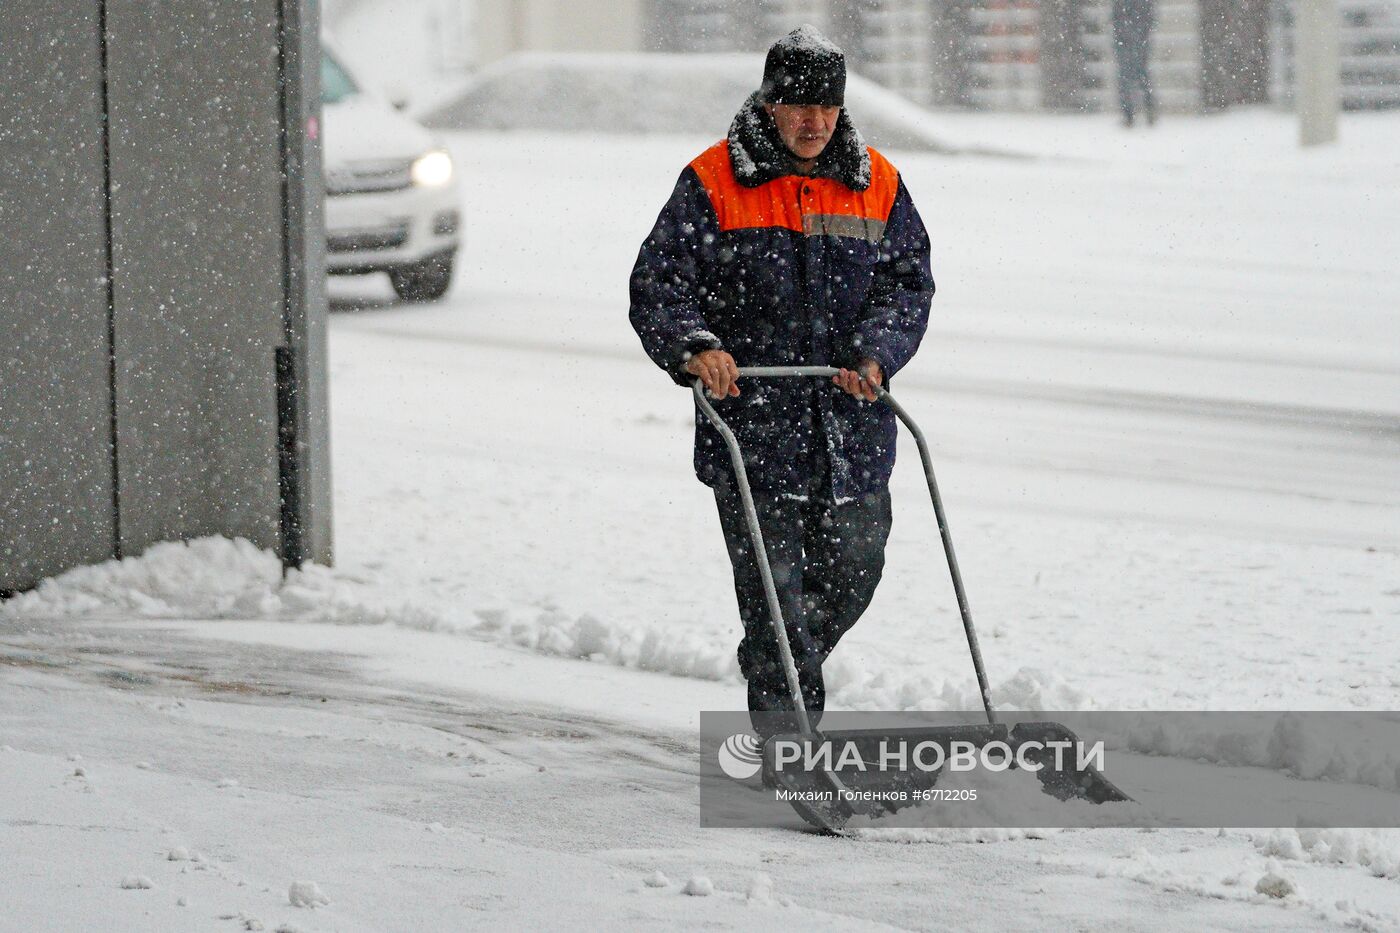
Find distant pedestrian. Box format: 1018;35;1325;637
1112;0;1156;127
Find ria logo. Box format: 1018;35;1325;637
717;732;764;781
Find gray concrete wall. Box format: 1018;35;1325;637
105;0;287;554
0;1;118;589
0;0;331;593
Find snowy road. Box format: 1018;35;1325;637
335;293;1400;549
319;127;1400;714
334;125;1400;561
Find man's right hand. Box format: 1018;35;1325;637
684;349;741;399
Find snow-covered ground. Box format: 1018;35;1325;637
4;110;1400;929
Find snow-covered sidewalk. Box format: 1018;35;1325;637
8;613;1400;931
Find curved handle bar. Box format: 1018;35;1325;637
690;366;996;727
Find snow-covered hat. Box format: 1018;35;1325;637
759;25;846;107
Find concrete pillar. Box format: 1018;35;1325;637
1295;0;1340;146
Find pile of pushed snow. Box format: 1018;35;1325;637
1;537;1091;714
0;537;738;677
468;606;736;681
1256;828;1400;878
0;537;431;627
825;658;1097;713
1090;711;1400;795
420;52;967;154
2;537;284;618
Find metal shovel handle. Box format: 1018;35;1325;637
691;365;997;729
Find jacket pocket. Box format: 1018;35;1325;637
827;237;878;290
824;237;879;337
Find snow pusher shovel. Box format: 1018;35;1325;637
691;366;1130;832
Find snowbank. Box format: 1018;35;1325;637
0;537;1070;711
1255;828;1400;879
420;52;965;153
1063;712;1400;796
0;538;431;628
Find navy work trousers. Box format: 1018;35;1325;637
714;476;892;727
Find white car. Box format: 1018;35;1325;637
321;45;461;302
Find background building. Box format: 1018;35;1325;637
1272;0;1400;108
326;0;1400;114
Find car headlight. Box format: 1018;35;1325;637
410;149;453;187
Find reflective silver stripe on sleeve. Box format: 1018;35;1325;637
802;213;885;243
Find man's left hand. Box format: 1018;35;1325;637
833;359;883;402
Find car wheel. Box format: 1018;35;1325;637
389;251;454;303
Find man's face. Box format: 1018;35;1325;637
764;102;841;161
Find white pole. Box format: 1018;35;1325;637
1296;0;1341;147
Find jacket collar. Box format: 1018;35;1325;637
726;91;871;192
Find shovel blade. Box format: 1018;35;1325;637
1010;721;1132;804
765;763;858;833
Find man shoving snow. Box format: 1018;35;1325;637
629;26;934;727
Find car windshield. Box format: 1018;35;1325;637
321;52;358;105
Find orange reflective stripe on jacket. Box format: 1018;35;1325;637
687;141;900;244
